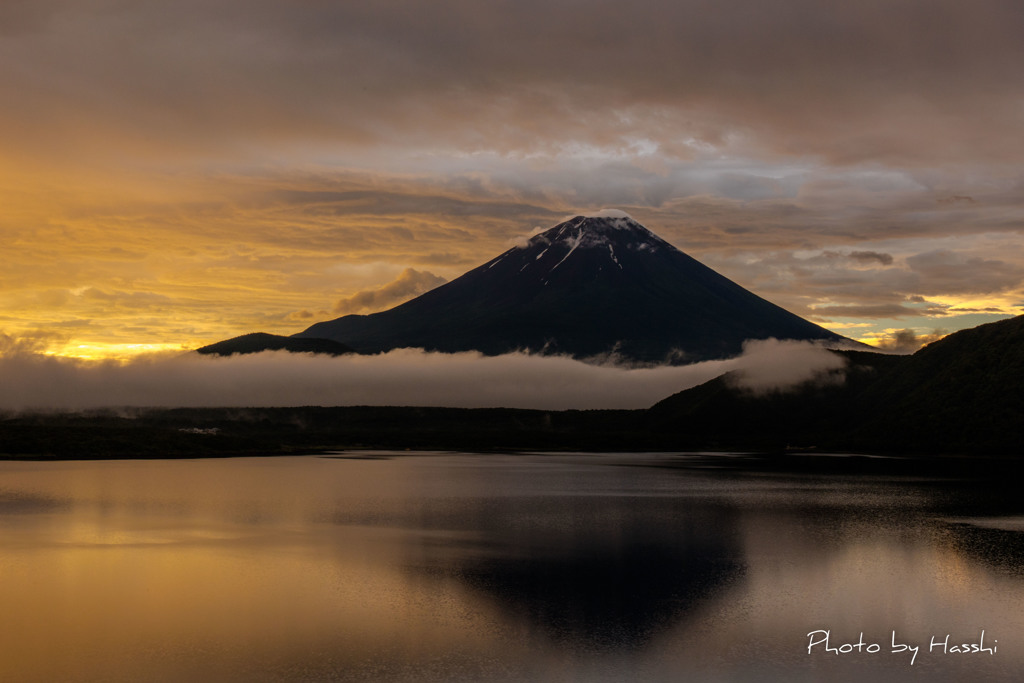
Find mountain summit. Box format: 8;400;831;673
295;213;849;363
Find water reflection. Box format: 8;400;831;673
0;489;68;514
410;499;745;652
0;454;1022;682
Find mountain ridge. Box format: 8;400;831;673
196;333;356;357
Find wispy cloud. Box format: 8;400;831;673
865;328;949;354
332;268;447;315
725;339;849;395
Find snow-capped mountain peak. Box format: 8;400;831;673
295;213;850;363
529;213;663;248
518;213;673;276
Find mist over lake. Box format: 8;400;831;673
2;453;1021;682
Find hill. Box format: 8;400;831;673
196;333;355;357
648;315;1024;454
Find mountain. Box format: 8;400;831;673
296;212;850;363
648;315;1024;454
646;349;901;451
196;333;355;357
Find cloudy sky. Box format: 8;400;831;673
3;0;1023;360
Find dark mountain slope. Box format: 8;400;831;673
297;213;849;363
646;349;902;450
196;333;355;357
648;315;1024;454
853;315;1024;452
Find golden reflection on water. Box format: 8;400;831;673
1;455;1022;682
0;518;519;681
0;458;521;681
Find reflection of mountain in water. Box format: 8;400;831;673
405;497;745;653
455;537;742;652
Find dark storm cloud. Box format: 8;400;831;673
5;1;1024;166
848;251;894;266
267;190;559;223
0;0;70;35
905;250;1024;296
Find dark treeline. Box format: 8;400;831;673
0;406;650;460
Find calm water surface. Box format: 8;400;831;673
1;452;1022;682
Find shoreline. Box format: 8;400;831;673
2;405;1021;478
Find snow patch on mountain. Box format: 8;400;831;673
512;212;660;254
608;244;623;269
507;213;678;276
536;213;666;255
549;231;584;272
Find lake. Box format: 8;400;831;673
1;452;1022;682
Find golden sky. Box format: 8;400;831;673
3;0;1023;360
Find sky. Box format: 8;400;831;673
3;0;1024;362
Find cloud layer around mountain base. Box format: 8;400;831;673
0;340;846;412
726;338;849;395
